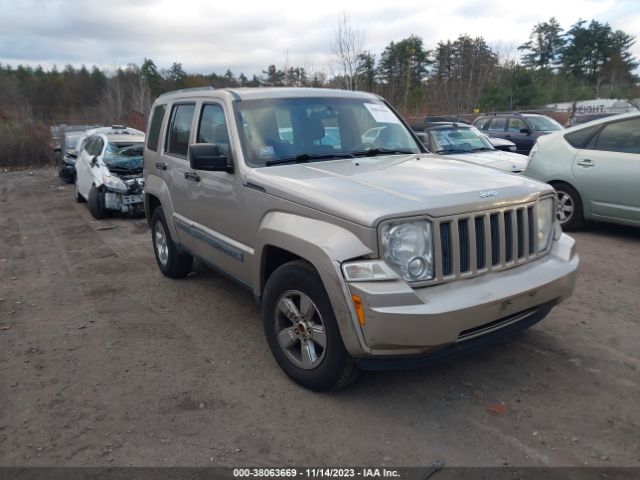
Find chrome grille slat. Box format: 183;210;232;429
429;200;549;287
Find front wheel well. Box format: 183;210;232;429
145;193;161;226
261;246;306;292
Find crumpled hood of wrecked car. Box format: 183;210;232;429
247;153;552;227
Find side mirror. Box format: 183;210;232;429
91;156;98;167
189;143;234;173
520;127;532;135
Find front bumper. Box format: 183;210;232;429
345;233;578;358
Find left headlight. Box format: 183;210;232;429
381;220;434;282
102;173;128;193
536;197;554;252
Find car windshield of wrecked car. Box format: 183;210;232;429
235;97;422;167
103;142;144;169
429;126;494;154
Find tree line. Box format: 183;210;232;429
0;16;637;128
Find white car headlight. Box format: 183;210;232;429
536;197;554;252
102;173;128;193
381;220;433;282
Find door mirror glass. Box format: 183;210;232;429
189;143;233;173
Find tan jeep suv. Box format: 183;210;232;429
143;87;578;391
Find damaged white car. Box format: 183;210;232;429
74;131;146;219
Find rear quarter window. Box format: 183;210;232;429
564;125;600;149
147;104;166;152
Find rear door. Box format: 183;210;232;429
76;136;98;198
486;117;507;141
572;116;640;222
160;102;199;251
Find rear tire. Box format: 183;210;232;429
151;207;193;278
551;182;584;231
262;260;360;392
88;185;106;219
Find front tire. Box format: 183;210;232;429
262;260;360;392
151;207;193;278
552;182;584;231
88;185;106;218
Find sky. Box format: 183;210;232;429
0;0;639;76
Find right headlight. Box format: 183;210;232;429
536;197;554;252
381;220;434;282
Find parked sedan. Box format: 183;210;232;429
421;123;528;173
74;132;146;219
524;112;640;230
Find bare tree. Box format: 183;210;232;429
330;13;364;90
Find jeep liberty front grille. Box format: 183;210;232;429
429;200;548;285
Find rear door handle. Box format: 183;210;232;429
184;171;201;182
576;159;595;167
155;162;167;170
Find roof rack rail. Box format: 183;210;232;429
157;86;215;98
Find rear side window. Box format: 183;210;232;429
591;118;640;154
564;125;600;149
166;103;195;157
147;104;166;152
487;117;506;132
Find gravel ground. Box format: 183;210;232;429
1;168;639;467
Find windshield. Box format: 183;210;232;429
524;115;563;132
235;97;422;167
427;126;494;154
103;142;144;170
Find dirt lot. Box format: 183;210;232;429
1;167;639;467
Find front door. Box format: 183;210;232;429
505;117;535;154
185;102;252;284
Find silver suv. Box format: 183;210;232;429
143;87;579;391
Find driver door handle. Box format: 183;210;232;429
576;159;595;167
184;171;200;182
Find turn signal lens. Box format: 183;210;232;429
352;294;365;326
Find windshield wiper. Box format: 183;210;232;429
435;149;471;154
470;147;495;152
349;147;415;157
265;152;354;166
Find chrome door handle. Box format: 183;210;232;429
576;159;594;167
184;171;200;182
155;162;167;170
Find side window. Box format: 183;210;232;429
93;137;104;156
197;104;230;154
147;104;166;152
475;117;489;130
487;117;506;132
592;118;640;154
82;137;94;154
508;117;526;132
166;103;195;157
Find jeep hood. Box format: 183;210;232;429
441;150;528;172
248;154;552;227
